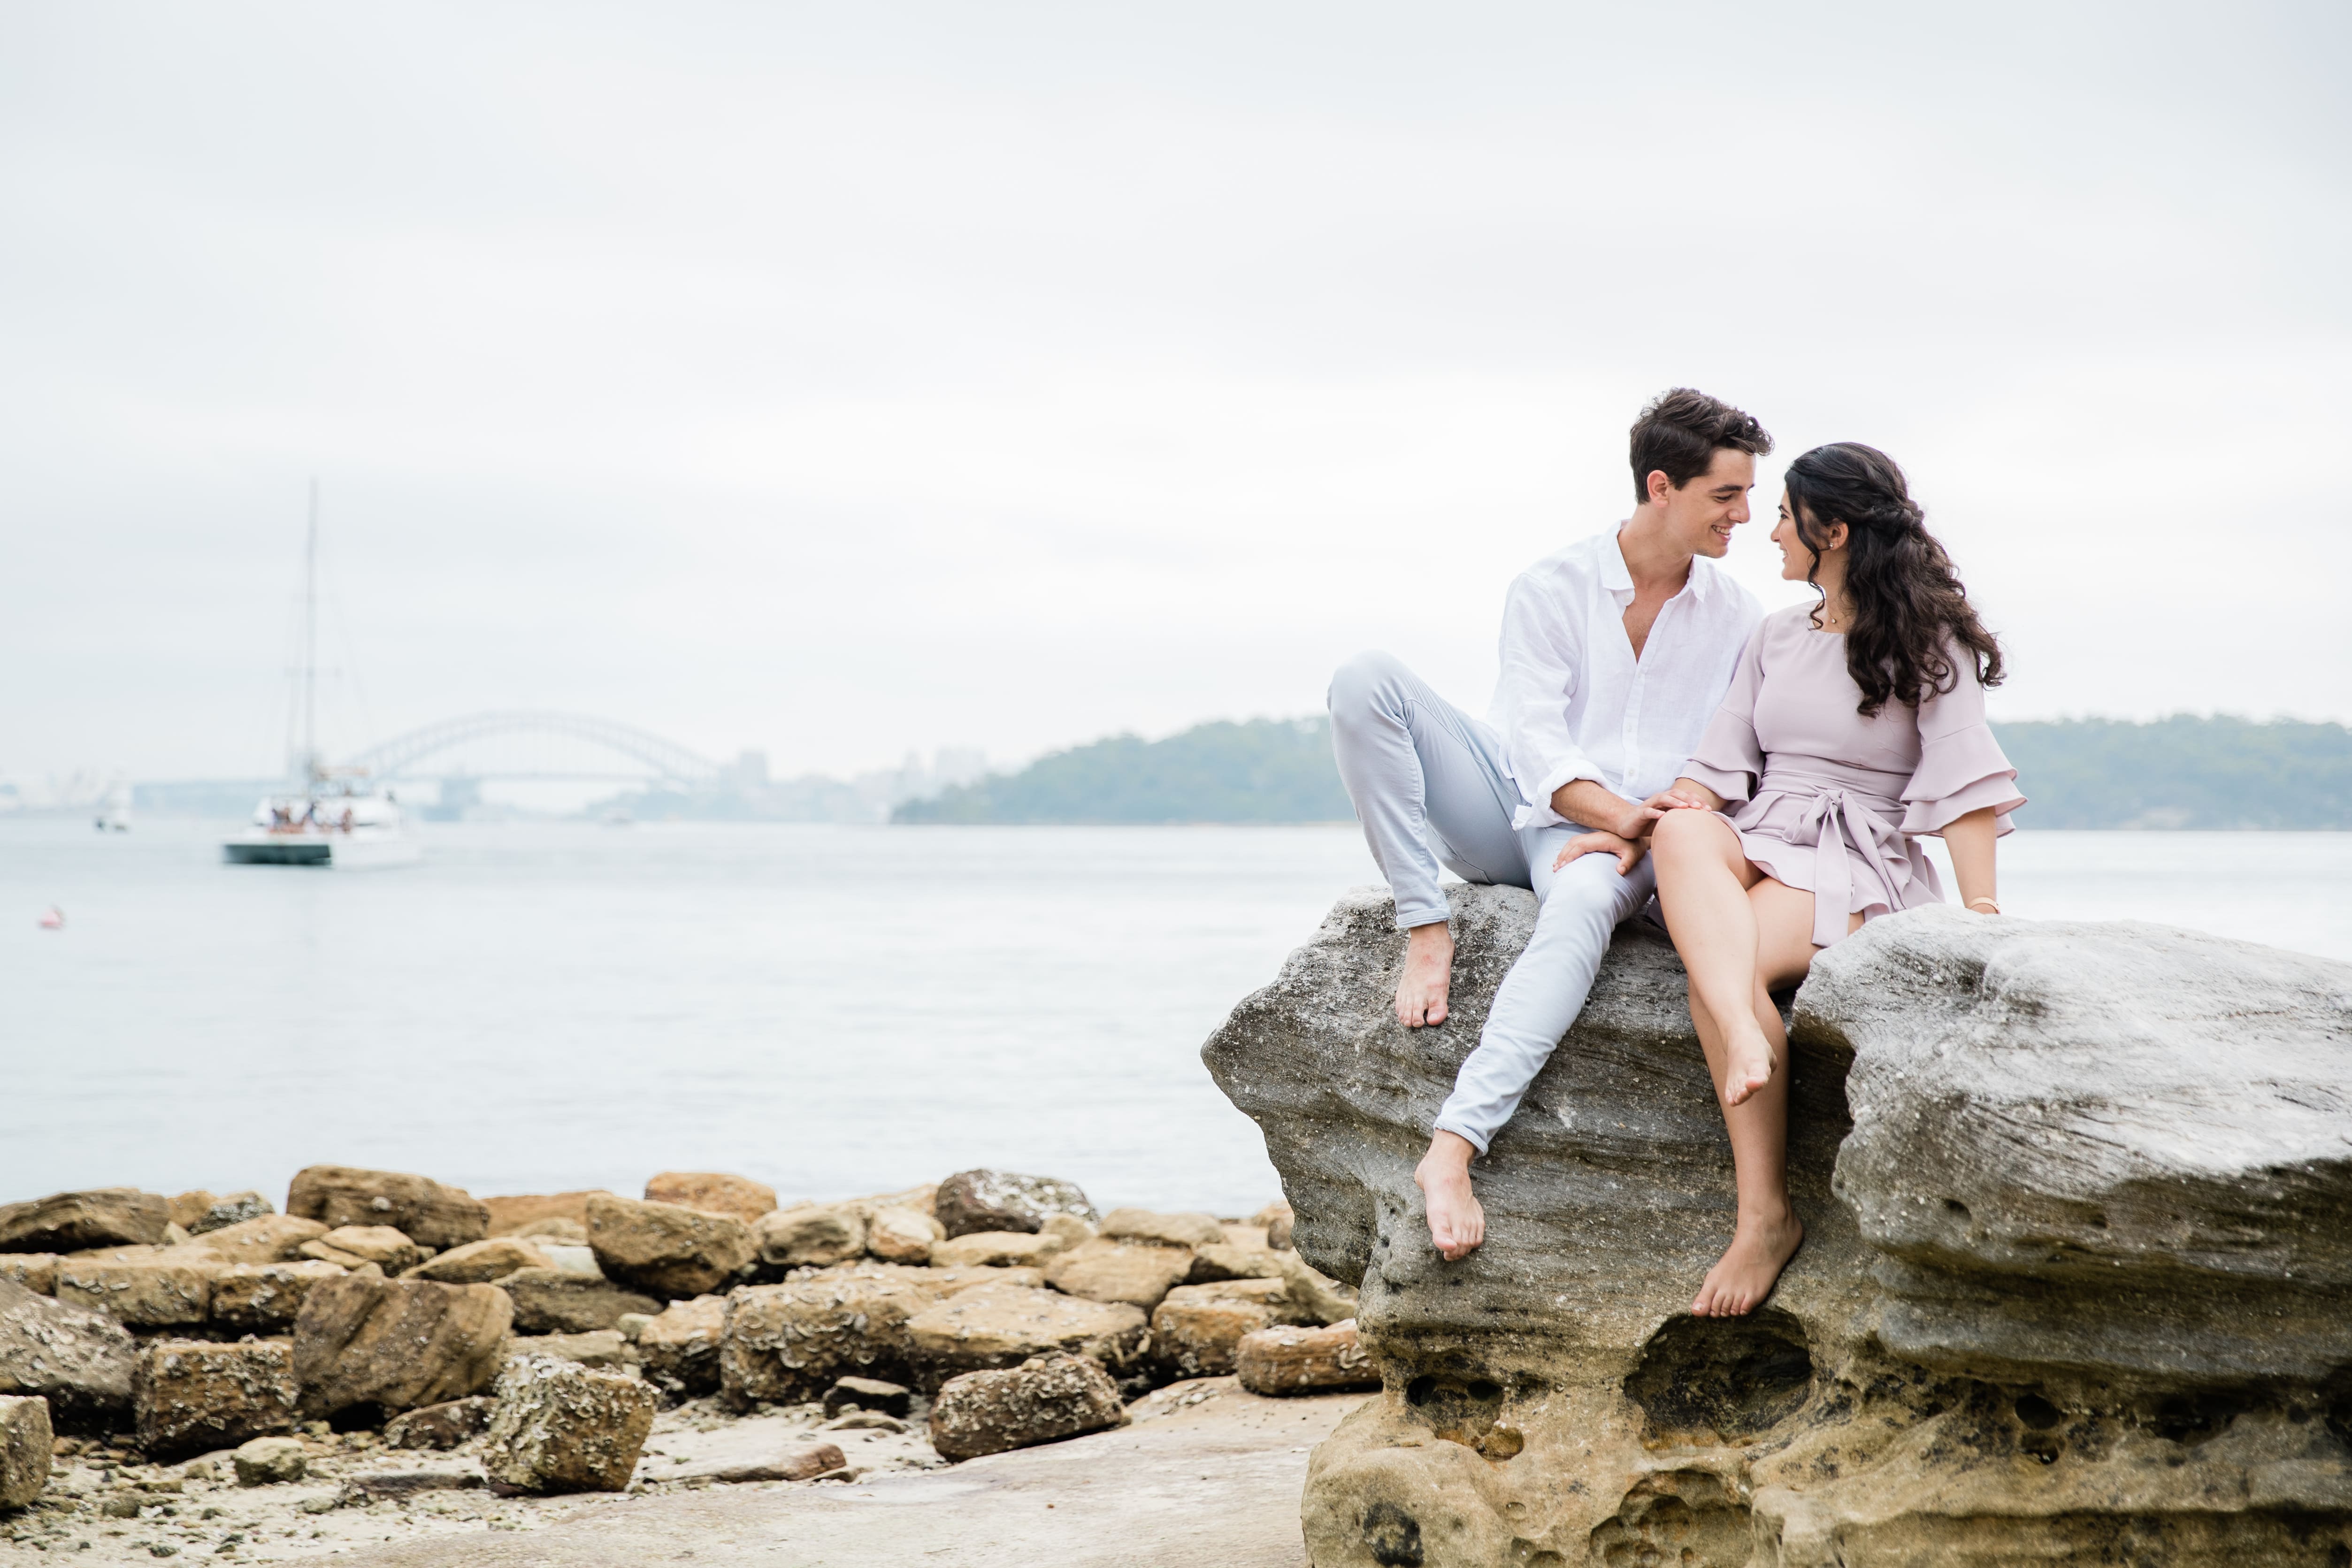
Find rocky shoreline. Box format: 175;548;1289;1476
0;1165;1371;1560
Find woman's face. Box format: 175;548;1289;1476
1771;490;1847;582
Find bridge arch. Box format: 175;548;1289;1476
341;711;720;784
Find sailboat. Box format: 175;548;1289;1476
221;492;421;868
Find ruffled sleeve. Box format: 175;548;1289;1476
1678;623;1766;805
1900;650;2025;835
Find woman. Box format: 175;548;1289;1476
1560;442;2022;1317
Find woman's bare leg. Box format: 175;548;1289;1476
1689;879;1861;1314
1652;811;1775;1105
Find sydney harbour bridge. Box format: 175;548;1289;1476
331;711;759;815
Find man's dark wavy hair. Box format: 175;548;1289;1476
1783;442;2005;717
1628;388;1773;503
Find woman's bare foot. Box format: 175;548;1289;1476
1395;922;1453;1027
1414;1132;1485;1261
1690;1207;1804;1316
1721;1024;1775;1107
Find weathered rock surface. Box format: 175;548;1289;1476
928;1352;1127;1461
1151;1277;1322;1380
191;1212;329;1266
0;1278;136;1432
720;1277;934;1403
934;1170;1098;1238
823;1374;911;1418
636;1296;725;1393
1204;886;2352;1566
927;1229;1066;1270
0;1189;169;1253
0;1393;50;1508
292;1272;513;1421
644;1172;777;1223
286;1165;490;1250
904;1283;1149;1390
509;1329;630;1368
864;1205;943;1263
1042;1237;1195;1309
210;1260;349;1331
752;1204;866;1268
1100;1208;1227;1249
0;1255;56;1295
585;1193;754;1299
384;1395;496;1449
482;1192;607;1236
180;1189;275;1234
481;1356;660;1494
498;1267;663;1334
305;1223;425;1273
54;1253;216;1325
1235;1320;1377;1395
133;1338;299;1459
405;1236;550;1284
232;1433;308;1484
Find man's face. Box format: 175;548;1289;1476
1653;448;1755;558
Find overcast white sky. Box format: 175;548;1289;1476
3;1;2347;783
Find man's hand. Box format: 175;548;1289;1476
1549;780;1661;842
1554;830;1648;877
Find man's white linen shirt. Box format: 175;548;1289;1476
1487;529;1762;829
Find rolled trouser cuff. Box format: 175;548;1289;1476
1429;1111;1492;1155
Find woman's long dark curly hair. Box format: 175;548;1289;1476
1784;442;2004;717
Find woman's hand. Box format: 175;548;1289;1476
1649;779;1725;814
1555;830;1648;877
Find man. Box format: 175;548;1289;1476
1326;388;1770;1260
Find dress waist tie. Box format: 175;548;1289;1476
1768;775;1909;948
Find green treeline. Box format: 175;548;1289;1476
892;714;2352;829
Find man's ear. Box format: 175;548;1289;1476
1645;469;1675;506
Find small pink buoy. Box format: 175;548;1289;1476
38;906;64;930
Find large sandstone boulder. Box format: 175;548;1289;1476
0;1189;169;1253
54;1254;216;1326
211;1261;349;1332
644;1172;776;1223
133;1339;298;1459
585;1194;754;1299
192;1214;329;1265
865;1206;943;1263
0;1394;50;1508
1204;886;2352;1567
303;1224;422;1272
636;1296;726;1393
177;1190;275;1235
928;1230;1066;1270
934;1170;1097;1238
498;1267;662;1334
403;1237;550;1285
285;1166;489;1251
927;1353;1127;1461
480;1356;659;1494
291;1273;513;1421
720;1278;933;1403
1150;1277;1323;1380
0;1278;136;1433
752;1204;866;1268
0;1256;55;1295
904;1283;1149;1391
1236;1319;1378;1395
1041;1237;1194;1310
482;1192;607;1236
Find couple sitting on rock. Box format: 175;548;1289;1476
1331;388;2023;1316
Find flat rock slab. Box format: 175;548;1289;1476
338;1382;1366;1568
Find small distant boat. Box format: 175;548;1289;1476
222;490;421;871
222;783;421;868
93;783;131;833
38;906;64;929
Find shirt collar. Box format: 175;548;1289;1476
1607;526;1716;605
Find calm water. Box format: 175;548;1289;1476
3;819;2347;1216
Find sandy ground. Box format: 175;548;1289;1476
0;1380;1364;1566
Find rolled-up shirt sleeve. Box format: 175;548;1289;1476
1495;574;1604;828
1678;625;1766;805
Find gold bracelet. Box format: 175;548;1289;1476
1966;897;2000;914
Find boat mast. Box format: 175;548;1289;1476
299;482;319;786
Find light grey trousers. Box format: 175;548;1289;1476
1327;650;1656;1153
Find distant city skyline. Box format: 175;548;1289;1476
4;3;2346;785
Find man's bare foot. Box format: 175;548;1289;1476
1690;1208;1804;1316
1395;922;1453;1027
1721;1025;1775;1107
1415;1132;1485;1261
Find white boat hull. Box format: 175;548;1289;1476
221;830;421;869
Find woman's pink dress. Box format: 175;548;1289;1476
1679;603;2024;948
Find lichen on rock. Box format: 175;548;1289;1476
1203;884;2352;1567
